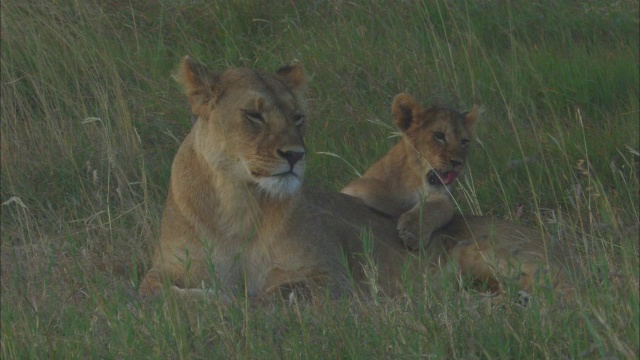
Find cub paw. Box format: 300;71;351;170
397;212;432;250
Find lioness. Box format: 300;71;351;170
139;57;412;299
341;93;476;250
341;94;574;298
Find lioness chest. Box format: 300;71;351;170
185;197;344;297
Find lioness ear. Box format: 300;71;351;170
463;105;479;130
392;93;424;133
175;56;219;116
276;61;306;90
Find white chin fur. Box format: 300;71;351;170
256;173;303;198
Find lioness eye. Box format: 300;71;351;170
294;114;305;126
461;139;470;147
434;132;445;142
244;111;264;124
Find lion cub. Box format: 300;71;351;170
342;93;477;250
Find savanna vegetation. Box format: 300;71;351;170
1;0;638;358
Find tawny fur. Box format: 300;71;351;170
430;215;575;299
140;57;414;300
342;93;476;250
140;59;573;302
341;93;574;299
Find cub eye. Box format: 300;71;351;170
434;132;446;142
244;110;264;124
294;114;305;126
461;139;471;147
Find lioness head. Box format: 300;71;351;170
177;56;308;197
392;93;477;187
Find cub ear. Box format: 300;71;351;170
276;61;306;90
392;93;424;133
175;56;219;116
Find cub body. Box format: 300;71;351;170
342;93;574;299
342;93;476;250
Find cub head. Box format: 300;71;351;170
177;56;308;198
392;92;477;187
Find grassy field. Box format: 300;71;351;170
1;0;638;358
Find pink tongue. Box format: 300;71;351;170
443;172;458;185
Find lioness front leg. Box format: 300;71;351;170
140;266;232;302
398;192;454;250
139;264;192;298
139;267;165;297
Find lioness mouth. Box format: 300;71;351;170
273;171;298;178
251;170;297;178
427;170;459;186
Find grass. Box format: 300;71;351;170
1;0;638;358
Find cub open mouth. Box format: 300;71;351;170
427;170;459;186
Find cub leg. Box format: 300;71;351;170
341;178;409;217
398;192;454;250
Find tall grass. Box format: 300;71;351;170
1;0;638;358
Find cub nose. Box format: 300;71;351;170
450;159;463;167
277;149;305;167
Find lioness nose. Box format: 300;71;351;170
277;149;305;167
450;159;463;167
